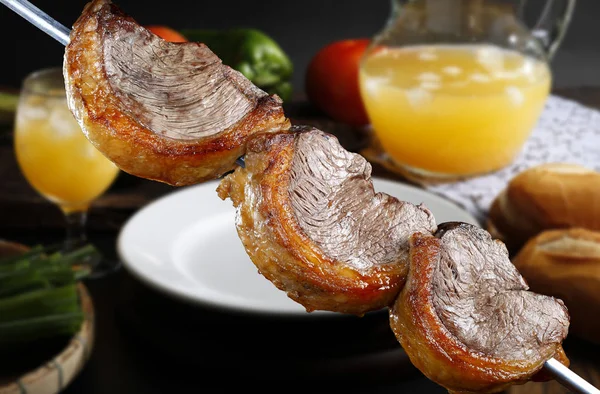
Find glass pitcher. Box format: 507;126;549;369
359;0;575;182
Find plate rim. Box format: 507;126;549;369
117;177;479;317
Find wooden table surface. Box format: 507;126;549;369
1;89;599;394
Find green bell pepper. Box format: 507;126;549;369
181;28;294;101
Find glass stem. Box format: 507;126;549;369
63;209;88;252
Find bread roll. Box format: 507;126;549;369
512;228;600;344
487;163;600;253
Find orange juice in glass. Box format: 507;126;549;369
14;68;119;264
359;44;551;177
15;70;119;213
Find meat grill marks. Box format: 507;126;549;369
217;127;437;315
64;0;289;186
390;222;570;394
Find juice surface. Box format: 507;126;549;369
15;95;119;212
359;44;551;176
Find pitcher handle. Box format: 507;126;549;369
518;0;576;61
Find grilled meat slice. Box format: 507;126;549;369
390;222;570;394
217;127;437;315
64;0;289;186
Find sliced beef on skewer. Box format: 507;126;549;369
390;222;570;394
217;127;437;315
64;0;289;186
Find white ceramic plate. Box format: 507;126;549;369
117;177;479;317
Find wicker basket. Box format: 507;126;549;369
0;241;95;394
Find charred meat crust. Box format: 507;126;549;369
434;221;464;238
64;0;289;186
390;225;570;393
218;128;436;315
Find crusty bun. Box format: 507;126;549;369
487;163;600;254
512;228;600;344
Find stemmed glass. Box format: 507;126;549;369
13;67;121;278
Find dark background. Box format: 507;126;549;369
1;0;599;93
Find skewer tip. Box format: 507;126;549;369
544;358;600;394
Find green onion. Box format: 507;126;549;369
0;312;84;346
0;284;80;322
0;244;98;350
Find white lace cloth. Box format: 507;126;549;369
425;94;600;224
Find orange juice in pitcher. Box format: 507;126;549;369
359;44;551;176
359;0;574;181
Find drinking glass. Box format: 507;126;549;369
359;0;575;182
13;67;121;278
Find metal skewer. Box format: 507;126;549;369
545;358;600;394
1;1;598;392
0;0;70;45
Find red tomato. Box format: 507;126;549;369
305;39;370;126
146;25;188;43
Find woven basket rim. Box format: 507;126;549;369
0;242;96;394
